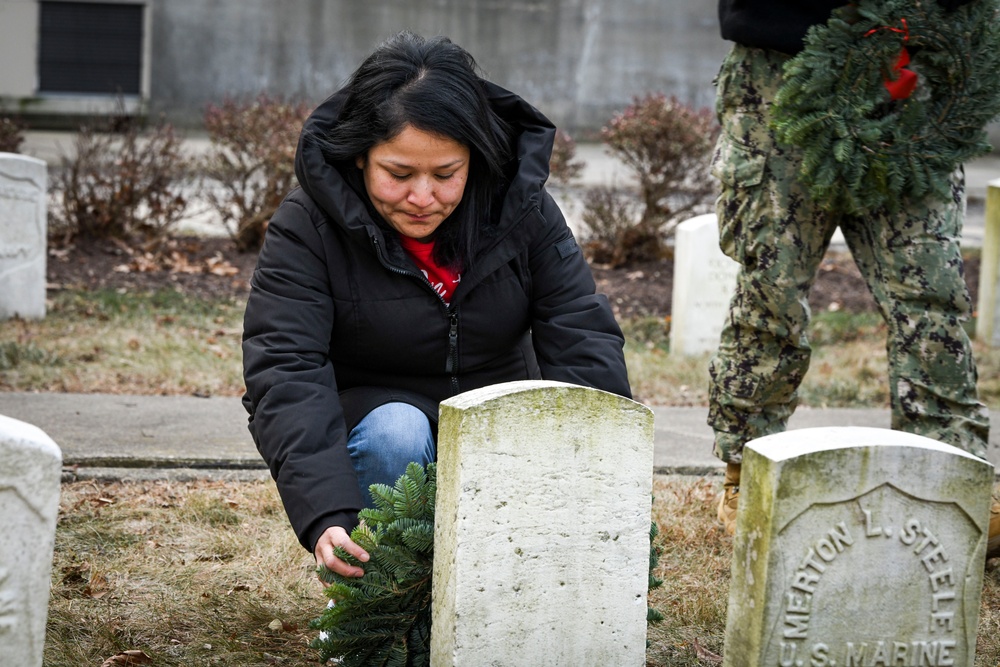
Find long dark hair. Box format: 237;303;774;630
322;31;514;270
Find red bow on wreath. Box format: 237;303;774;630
865;18;918;100
885;47;918;99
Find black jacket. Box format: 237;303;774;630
718;0;974;54
242;82;631;551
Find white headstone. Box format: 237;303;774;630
431;380;654;667
0;153;47;320
670;213;740;356
975;178;1000;347
0;414;62;667
724;427;993;667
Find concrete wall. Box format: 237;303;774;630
0;0;150;118
149;0;730;132
0;0;39;99
4;0;1000;144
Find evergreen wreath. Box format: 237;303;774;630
312;462;436;667
311;462;666;665
770;0;1000;215
647;519;664;625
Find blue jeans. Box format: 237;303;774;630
346;402;436;509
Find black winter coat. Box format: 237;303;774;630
718;0;841;54
242;82;631;551
718;0;974;54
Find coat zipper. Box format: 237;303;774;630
371;235;461;392
445;311;460;393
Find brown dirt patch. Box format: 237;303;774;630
591;253;981;321
47;235;257;300
46;236;981;320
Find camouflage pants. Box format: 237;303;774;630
707;45;990;462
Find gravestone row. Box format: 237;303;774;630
669;213;740;356
0;152;47;320
0;383;993;665
0;415;61;667
975;178;1000;347
724;427;992;667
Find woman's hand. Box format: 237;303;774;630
314;526;369;579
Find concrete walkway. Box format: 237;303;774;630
2;392;997;482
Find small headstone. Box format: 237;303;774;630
431;380;654;666
669;213;740;355
0;414;62;667
0;153;47;320
724;427;993;667
975;177;1000;347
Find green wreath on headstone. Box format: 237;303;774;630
770;0;1000;215
310;461;667;666
311;462;436;667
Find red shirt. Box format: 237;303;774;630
399;236;461;305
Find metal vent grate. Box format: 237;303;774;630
38;2;144;94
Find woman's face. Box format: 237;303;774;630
357;125;471;241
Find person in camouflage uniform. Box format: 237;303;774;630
710;1;995;554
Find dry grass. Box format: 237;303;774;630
3;288;999;413
48;477;1000;666
47;479;323;666
646;476;729;665
626;311;1000;413
1;290;244;396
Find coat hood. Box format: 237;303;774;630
292;80;557;240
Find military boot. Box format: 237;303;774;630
717;462;740;536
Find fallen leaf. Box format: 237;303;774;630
123;253;162;273
100;649;152;666
169;251;201;274
692;637;723;663
209;265;239;276
206;252;239;276
266;618;297;633
84;572;109;599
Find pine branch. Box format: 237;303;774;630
311;462;436;667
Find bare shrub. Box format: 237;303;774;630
587;94;719;266
201;95;311;252
50;116;190;245
549;129;585;185
581;185;648;266
0;116;25;153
